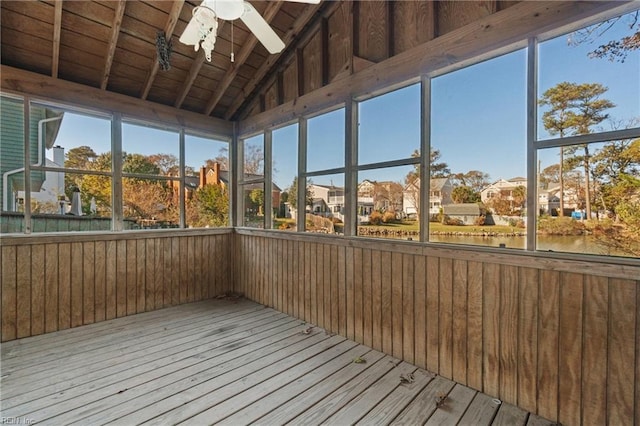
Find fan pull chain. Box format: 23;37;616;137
231;21;235;62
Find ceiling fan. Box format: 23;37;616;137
179;0;320;62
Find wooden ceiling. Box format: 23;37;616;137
0;0;324;121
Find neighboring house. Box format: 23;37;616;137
442;203;481;225
17;146;66;213
309;183;344;219
402;177;453;217
174;162;281;213
480;178;526;204
541;184;580;215
1;99;63;211
358;179;403;214
180;162;229;201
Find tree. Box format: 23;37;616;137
123;179;174;222
591;138;640;216
287;176;313;210
64;146;98;202
539;164;561;188
123;153;161;176
539;82;579;216
511;185;527;213
147;153;179;175
451;186;480;204
403;148;451;221
563;83;615;219
592;174;640;256
205;146;229;171
243;144;264;175
248;189;264;215
186;184;229;227
450;170;490;193
65;146;97;169
569;11;639;63
405;149;451;184
486;185;526;216
539;82;615;218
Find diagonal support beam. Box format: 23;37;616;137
174;51;206;107
141;0;185;99
224;0;325;120
51;0;63;78
203;1;284;116
101;0;127;90
175;21;227;108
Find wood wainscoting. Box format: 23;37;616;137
0;229;233;343
234;229;639;426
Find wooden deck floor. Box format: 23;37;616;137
1;298;553;426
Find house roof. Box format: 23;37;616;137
431;178;450;191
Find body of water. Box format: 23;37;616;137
429;234;629;257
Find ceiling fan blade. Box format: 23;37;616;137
283;0;321;3
179;15;201;46
240;2;285;54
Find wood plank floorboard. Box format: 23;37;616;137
1;298;547;425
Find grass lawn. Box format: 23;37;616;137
274;218;524;234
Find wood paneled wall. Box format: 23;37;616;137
0;230;233;342
239;0;522;120
234;230;640;426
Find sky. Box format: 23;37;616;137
48;9;639;192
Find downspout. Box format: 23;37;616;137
2;115;64;211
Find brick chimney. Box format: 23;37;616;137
208;162;221;185
199;166;206;188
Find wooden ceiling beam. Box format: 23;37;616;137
2;65;233;136
203;1;284;116
51;0;63;78
101;0;127;90
224;0;325;121
141;0;185;100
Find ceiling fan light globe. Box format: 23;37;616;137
204;0;245;21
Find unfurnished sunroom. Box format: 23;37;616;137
1;1;639;425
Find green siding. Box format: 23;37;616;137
1;96;46;210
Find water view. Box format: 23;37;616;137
430;234;629;257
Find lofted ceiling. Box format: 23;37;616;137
0;0;325;121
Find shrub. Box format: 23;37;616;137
506;218;526;228
474;215;486;226
538;216;585;235
382;211;396;223
369;211;383;225
443;216;464;226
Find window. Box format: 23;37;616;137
307;109;345;172
304;108;346;234
305;173;344;234
431;49;527;248
0;97;230;234
356;85;421;240
185;134;230;228
357;166;417;239
240;134;265;228
121;122;179;229
358;84;421;165
537;11;640;141
271;123;298;231
536;10;640;258
29;106;114;232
